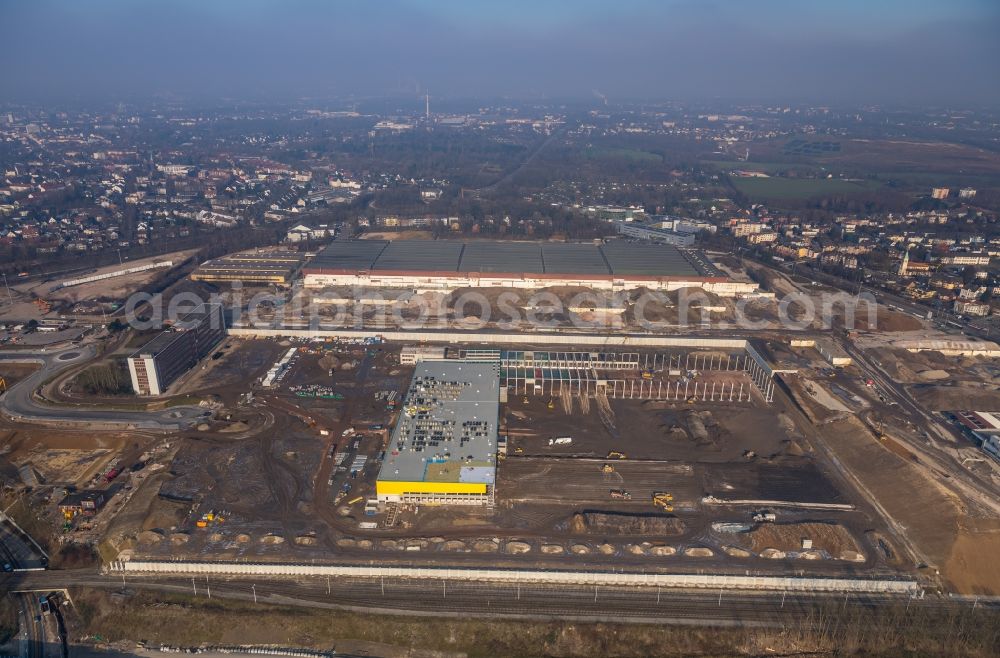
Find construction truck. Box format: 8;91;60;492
641;370;653;380
609;488;631;501
607;450;627;460
522;396;529;404
601;463;615;474
652;492;674;512
753;511;777;523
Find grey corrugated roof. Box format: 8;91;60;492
599;241;701;277
459;242;543;273
372;240;464;271
309;241;388;269
542;243;611;275
309;239;710;279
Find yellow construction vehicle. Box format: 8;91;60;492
686;396;697;404
0;377;6;394
514;446;524;454
607;450;627;460
601;463;615;474
641;370;653;380
522;396;529;404
346;495;364;505
546;398;555;410
652;492;674;512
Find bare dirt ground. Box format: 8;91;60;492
851;308;925;332
359;230;434;240
909;383;1000;411
498;459;699;507
14;250;198;303
875;348;1000;386
735;521;862;557
505;396;779;462
811;415;1000;594
944;517;1000;596
0;429;133;487
0;363;39;387
700;460;845;504
16;339;884;581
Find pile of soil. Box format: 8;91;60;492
318;355;340;371
571;511;685;536
740;522;861;557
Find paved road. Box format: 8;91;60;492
0;345;208;431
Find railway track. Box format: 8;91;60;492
21;571;947;625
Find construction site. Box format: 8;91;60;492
0;332;913;590
3;241;998;595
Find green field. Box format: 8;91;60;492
730;176;882;200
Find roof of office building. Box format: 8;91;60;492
129;302;222;358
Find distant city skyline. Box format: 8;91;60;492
1;0;999;105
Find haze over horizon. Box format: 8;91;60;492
2;0;999;106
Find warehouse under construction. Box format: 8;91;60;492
376;360;500;506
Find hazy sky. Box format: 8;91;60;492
3;0;999;105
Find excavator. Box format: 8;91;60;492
652;492;674;513
0;377;6;395
601;463;615;474
607;450;627;460
546;398;555;410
